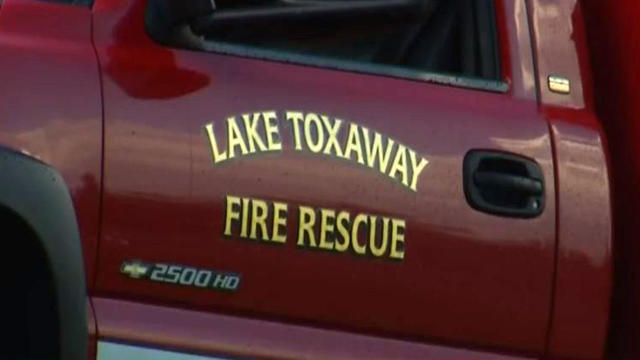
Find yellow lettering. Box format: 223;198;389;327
272;202;288;244
362;127;395;173
262;111;282;151
205;123;228;164
322;116;343;157
209;114;428;193
304;113;324;153
250;199;269;241
227;117;248;158
390;219;406;260
409;150;429;192
388;144;409;187
224;195;241;236
351;214;367;255
224;195;406;261
242;113;268;153
370;217;389;257
335;211;350;252
344;123;364;164
297;206;317;247
286;111;304;151
319;208;335;250
240;197;250;238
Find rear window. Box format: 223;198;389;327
147;0;503;91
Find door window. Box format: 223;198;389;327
146;0;503;90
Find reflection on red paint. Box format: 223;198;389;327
104;0;209;99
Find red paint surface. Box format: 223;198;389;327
527;0;592;110
497;0;536;101
545;109;612;360
0;0;615;358
528;1;613;358
93;0;557;354
94;297;537;360
583;0;640;358
0;0;102;288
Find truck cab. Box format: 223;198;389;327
0;1;613;359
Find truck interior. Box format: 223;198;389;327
146;0;501;83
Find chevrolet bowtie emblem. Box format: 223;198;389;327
120;261;150;279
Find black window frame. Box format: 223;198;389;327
37;0;93;6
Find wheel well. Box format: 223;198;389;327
0;206;60;358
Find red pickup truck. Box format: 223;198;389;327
0;0;634;359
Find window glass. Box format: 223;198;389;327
148;0;502;87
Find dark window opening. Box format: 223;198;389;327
147;0;504;91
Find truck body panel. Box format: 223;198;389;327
526;1;613;358
583;0;640;358
0;0;102;288
0;0;619;359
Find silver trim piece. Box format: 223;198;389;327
97;341;228;360
548;75;571;94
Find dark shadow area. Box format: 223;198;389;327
0;207;60;359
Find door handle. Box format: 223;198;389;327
473;172;543;196
464;150;545;218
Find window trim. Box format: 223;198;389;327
146;0;508;93
37;0;93;6
194;39;509;93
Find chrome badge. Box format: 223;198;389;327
120;260;241;292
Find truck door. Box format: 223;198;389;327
93;0;555;358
